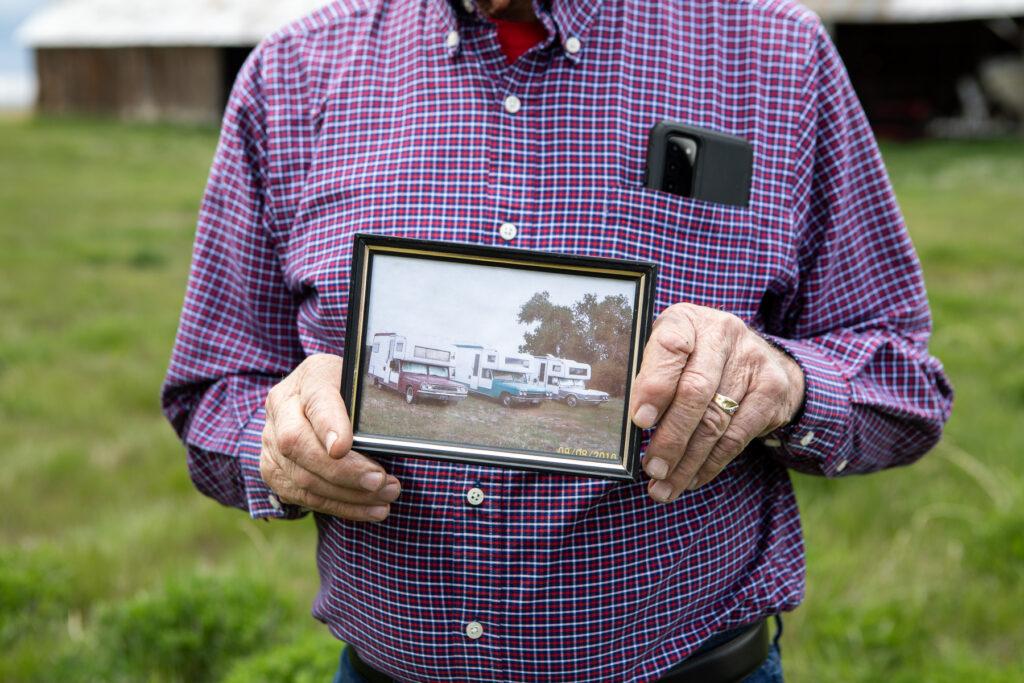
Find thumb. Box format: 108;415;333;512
299;356;353;459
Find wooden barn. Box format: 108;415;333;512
17;0;1024;133
805;0;1024;137
16;0;330;123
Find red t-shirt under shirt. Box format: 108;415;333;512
490;17;548;63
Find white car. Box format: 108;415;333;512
550;378;609;407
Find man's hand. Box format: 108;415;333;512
630;304;806;502
260;354;401;521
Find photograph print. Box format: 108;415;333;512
342;235;655;480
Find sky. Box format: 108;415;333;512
0;0;44;108
364;255;636;353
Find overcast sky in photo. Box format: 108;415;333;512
365;255;635;352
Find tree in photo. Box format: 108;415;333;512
517;291;633;396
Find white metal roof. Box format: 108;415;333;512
17;0;1024;49
802;0;1024;23
17;0;335;48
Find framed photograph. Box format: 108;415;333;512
341;234;657;481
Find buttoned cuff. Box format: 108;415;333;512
757;334;854;477
238;405;310;521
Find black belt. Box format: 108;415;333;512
347;618;770;682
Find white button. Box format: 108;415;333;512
461;0;474;12
763;437;782;448
499;222;518;241
445;30;459;49
836;459;848;473
564;36;582;54
503;95;521;114
267;494;282;511
465;621;484;639
466;487;485;506
800;431;816;447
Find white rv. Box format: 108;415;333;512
367;333;466;405
453;345;553;407
534;355;610;407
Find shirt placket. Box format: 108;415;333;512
444;17;555;678
453;464;508;679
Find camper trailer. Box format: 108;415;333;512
453;345;553;407
367;333;467;405
535;355;610;407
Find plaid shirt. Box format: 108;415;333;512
161;0;953;680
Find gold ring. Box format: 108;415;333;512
712;393;740;416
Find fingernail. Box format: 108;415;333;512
360;472;384;491
325;431;338;454
650;481;673;502
634;404;658;428
687;478;701;491
366;505;389;521
645;457;669;479
379;483;401;501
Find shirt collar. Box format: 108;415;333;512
437;0;603;63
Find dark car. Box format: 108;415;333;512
393;361;467;405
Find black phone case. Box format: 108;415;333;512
645;121;753;208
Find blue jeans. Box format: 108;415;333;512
333;618;784;682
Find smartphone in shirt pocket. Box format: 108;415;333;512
644;121;754;209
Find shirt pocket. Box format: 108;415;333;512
606;182;779;321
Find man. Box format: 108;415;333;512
161;0;953;680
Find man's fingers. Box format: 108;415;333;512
689;358;795;489
324;449;394;492
280;480;393;522
659;359;751;494
642;337;729;481
271;394;389;492
312;498;392;522
629;316;696;429
691;393;775;489
647;461;697;503
297;355;353;459
279;454;401;504
264;433;398;519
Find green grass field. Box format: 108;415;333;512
359;376;624;458
1;115;1021;682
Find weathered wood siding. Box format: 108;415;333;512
35;46;225;123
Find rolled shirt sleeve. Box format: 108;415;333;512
760;23;953;477
160;44;308;520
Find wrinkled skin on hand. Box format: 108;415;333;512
629;303;806;503
260;354;401;521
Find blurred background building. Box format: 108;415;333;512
11;0;331;123
803;0;1024;137
6;0;1024;135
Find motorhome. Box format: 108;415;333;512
453;345;552;407
534;355;610;407
367;333;467;405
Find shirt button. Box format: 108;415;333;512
499;222;518;241
445;30;459;49
762;437;782;448
466;487;485;506
461;0;474;12
267;494;282;511
836;459;849;473
465;621;484;639
800;431;816;447
503;94;521;114
564;36;582;54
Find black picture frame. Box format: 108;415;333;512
340;234;657;481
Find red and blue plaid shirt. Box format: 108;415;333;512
161;0;953;680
